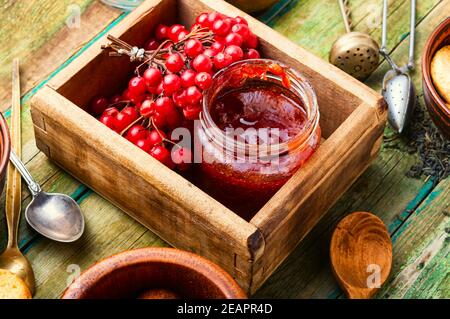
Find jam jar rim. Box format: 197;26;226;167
201;58;320;156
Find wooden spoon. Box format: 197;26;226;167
0;59;35;295
330;212;392;299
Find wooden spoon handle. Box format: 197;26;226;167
5;59;22;249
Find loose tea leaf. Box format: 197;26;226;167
384;97;449;182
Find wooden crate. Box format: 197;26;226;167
30;0;386;294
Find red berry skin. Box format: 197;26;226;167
190;23;202;31
110;94;122;105
168;24;185;42
225;17;237;27
207;12;222;27
177;30;189;42
180;69;197;88
203;48;217;58
183;104;202;120
184;39;204;58
195;72;212;90
128;76;147;97
213;35;225;45
224;33;243;46
128;93;145;105
126;124;149;144
122;106;139;121
212;19;231;36
231;24;250;41
103;107;119;117
150;145;171;165
192;54;213;72
165;53;184;73
136;138;153;153
211;41;225;53
152;111;167;128
114;112;133;133
163;74;181;95
122;89;131;101
148;130;166;145
224;45;244;62
213;53;233;69
185;86;203;105
90;96;109;116
143;67;163;87
173;89;188;108
145;38;159;51
244;49;260;59
243;33;258;49
155;24;168;40
196;13;209;28
156;82;164;95
155;97;175;115
140;99;156;118
171;147;192;171
234;16;248;26
165;107;181;129
99;114;116;130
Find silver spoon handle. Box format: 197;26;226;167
338;0;352;33
9;149;41;197
408;0;416;69
381;0;388;53
381;0;416;70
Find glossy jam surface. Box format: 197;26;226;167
210;81;307;143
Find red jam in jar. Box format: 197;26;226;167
196;59;321;220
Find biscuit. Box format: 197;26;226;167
0;269;32;299
431;45;450;103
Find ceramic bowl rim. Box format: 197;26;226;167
0;112;11;180
62;247;247;299
422;17;450;117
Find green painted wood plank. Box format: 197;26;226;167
0;1;121;111
270;0;440;62
254;0;448;298
378;178;449;299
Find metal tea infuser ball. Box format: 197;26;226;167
329;0;380;81
380;0;416;133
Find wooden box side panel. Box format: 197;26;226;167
249;104;386;293
30;86;265;293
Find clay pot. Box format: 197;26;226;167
227;0;279;13
0;112;11;194
62;248;247;299
422;17;450;139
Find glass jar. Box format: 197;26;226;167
195;59;321;220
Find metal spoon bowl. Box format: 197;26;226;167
10;150;85;242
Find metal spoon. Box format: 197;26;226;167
0;59;35;295
329;0;380;81
380;0;416;133
9;149;85;242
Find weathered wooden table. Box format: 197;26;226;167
0;0;448;299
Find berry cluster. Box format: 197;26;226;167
90;12;260;169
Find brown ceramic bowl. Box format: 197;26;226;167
0;112;11;193
227;0;279;13
62;248;247;299
422;17;450;139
